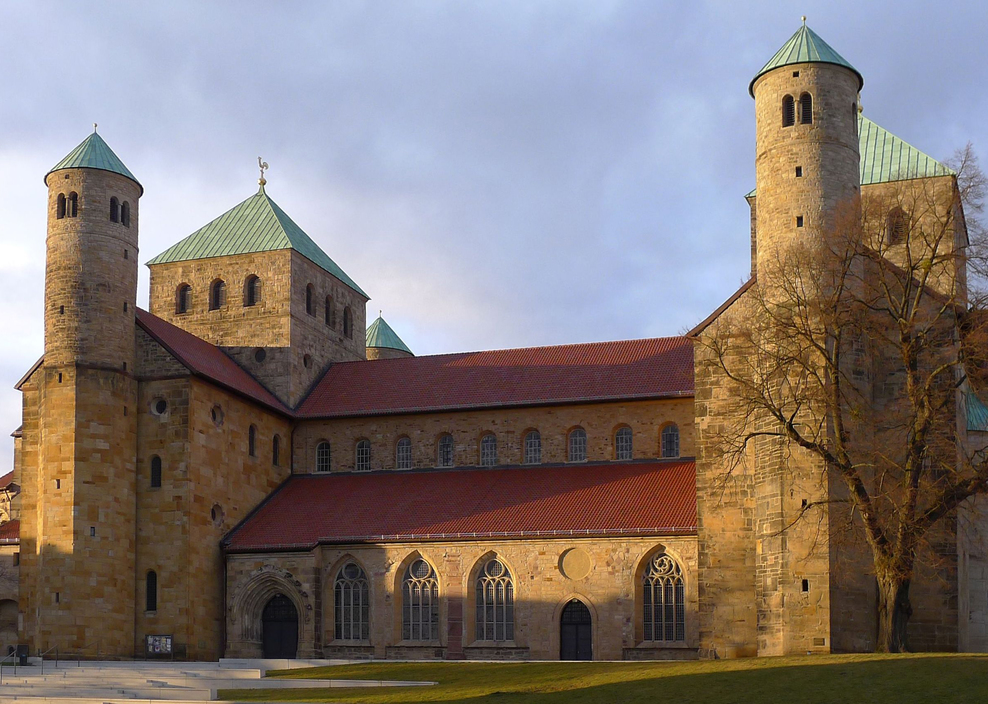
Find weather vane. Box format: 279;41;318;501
258;157;269;187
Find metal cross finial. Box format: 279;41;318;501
258;157;269;187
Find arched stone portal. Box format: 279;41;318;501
560;599;592;661
262;594;298;659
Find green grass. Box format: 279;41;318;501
218;653;988;703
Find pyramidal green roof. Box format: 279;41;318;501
147;185;367;298
366;315;412;354
750;24;862;96
46;131;141;193
967;391;988;433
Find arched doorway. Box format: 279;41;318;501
261;594;298;659
560;599;592;660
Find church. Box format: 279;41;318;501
8;23;988;661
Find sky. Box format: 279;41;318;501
0;1;986;472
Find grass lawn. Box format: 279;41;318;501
219;653;988;703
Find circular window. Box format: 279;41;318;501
254;348;267;363
152;398;167;416
343;563;362;580
210;405;224;427
303;354;312;369
210;503;225;526
411;559;432;579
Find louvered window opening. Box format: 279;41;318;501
615;427;633;460
437;434;454;468
396;437;412;469
245;276;261;306
782;95;795;127
568;428;587;462
476;558;514;641
402;559;439;641
799;93;812;124
177;284;191;314
335;562;370;641
524;431;541;464
480;434;497;467
642;553;685;642
210;280;226;310
886;208;908;246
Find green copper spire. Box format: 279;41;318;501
46;127;142;193
366;314;412;354
147;185;368;298
750;22;863;96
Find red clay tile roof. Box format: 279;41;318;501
135;309;290;415
224;460;696;552
298;337;694;419
0;472;13;489
0;520;19;543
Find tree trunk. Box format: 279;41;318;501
877;573;912;652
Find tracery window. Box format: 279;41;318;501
334;562;369;641
316;441;331;472
661;424;680;458
568;428;587;462
480;433;497;467
524;430;541;465
615;426;633;461
782;95;795;127
244;275;261;306
355;439;371;472
402;559;439;641
475;557;513;641
150;455;162;488
176;284;191;314
210;279;226;310
799;92;812;124
642;552;685;642
396;437;412;470
437;434;454;468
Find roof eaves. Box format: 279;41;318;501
687;277;757;337
15;356;44;391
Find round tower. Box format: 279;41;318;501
44;128;142;370
751;22;862;283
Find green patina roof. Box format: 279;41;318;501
46;131;142;193
147;185;368;298
746;116;952;199
750;24;862;97
365;315;412;354
967;392;988;433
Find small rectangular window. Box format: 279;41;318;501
55;479;60;490
54;592;60;604
792;71;799;77
795;166;802;177
12;553;18;567
124;249;129;259
89;526;96;537
796;216;804;228
801;579;809;593
57;373;62;383
123;302;128;312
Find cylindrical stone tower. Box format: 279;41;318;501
751;22;862;284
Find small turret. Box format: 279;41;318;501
366;314;413;360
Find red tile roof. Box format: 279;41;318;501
135;309;290;415
224;460;696;552
0;472;13;489
298;337;694;419
0;520;19;543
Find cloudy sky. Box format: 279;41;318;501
0;1;985;470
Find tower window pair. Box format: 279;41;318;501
55;193;78;219
109;198;131;226
782;93;812;127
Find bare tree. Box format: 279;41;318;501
698;145;988;652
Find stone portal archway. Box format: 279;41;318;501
262;594;298;659
560;599;592;661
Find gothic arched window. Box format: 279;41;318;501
480;433;497;467
396;437;412;470
146;570;158;612
355;439;371;472
402;559;439;641
568;428;587;462
615;426;633;461
121;201;130;227
642;552;685;642
476;557;513;641
799;93;813;124
110;197;119;223
176;284;191;314
661;424;680;458
210;279;226;310
56;193;66;219
524;430;541;465
782;95;795;127
316;441;331;472
437;434;454;468
244;275;261;307
335;562;370;641
150;455;162;488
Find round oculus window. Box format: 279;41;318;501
152;398;167;415
254;348;267;363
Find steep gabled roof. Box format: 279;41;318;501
750;23;862;96
366;315;412;354
46;131;142;193
135;309;290;415
297;336;694;419
146;186;367;298
223;459;697;552
858;115;954;185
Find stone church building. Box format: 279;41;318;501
8;24;988;661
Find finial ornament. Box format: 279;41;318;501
258;157;269;187
93;123;98;133
801;15;806;24
379;309;383;319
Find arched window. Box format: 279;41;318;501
480;433;497;467
335;562;369;641
109;197;119;223
150;455;162;488
661;424;680;458
355;439;371;471
176;284;191;314
396;437;412;470
476;557;513;641
68;192;78;218
56;193;66;219
244;275;261;306
524;431;541;465
615;427;633;461
248;425;257;457
568;428;587;462
437;434;454;468
886;207;908;246
121;201;130;227
642;552;685;642
146;570;158;612
402;559;439;641
343;307;353;339
325;296;334;327
210;279;226;310
305;284;314;315
272;434;281;466
782;95;795;127
316;441;331;472
799;93;812;124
